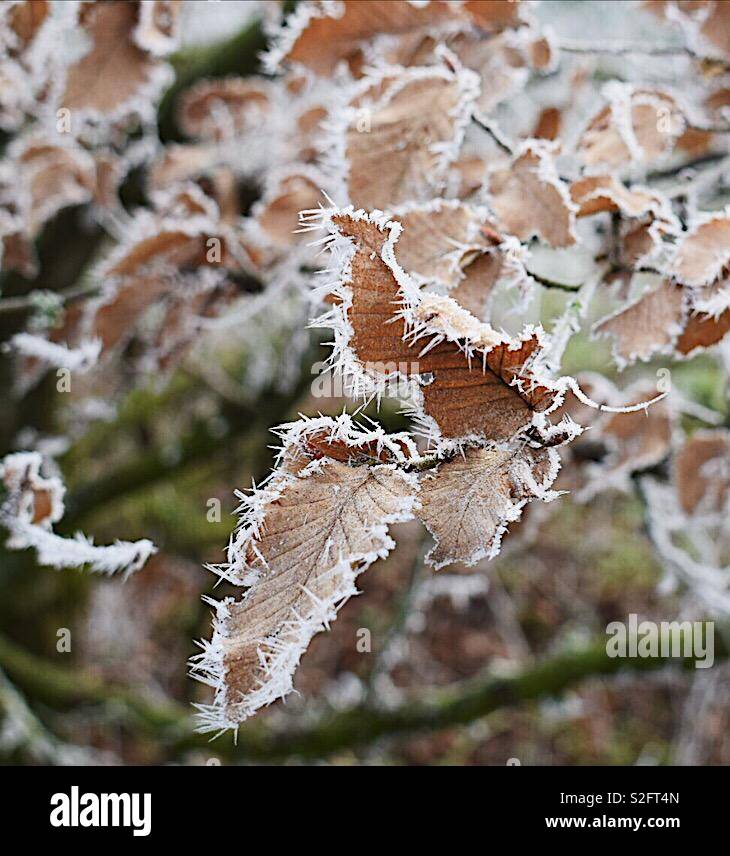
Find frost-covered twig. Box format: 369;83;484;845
0;451;155;577
4;521;155;577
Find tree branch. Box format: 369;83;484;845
0;629;724;762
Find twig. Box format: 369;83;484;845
558;39;730;69
472;114;515;155
0;282;99;317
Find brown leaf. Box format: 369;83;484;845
672;214;730;287
570;176;663;219
576;87;685;170
268;0;460;76
532;106;562;141
345;67;477;209
676;306;730;355
254;173;322;249
390;201;494;289
449;250;504;321
418;444;558;568
133;0;180;55
329;212;556;441
61;0;165;116
196;455;417;726
7;0;49;49
674;430;730;515
178;77;272;141
85;196;248;358
598;389;672;479
0;451;64;528
10;135;97;237
593;279;686;367
489;142;576;247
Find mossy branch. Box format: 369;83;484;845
0;629;724;762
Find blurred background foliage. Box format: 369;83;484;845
1;0;729;766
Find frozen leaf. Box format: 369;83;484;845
593;279;686;368
532;106;561;141
576;85;685;171
447;154;488;198
134;0;180;56
570;176;665;219
8;134;96;237
0;1;54;130
342;65;479;209
76;193;250;364
462;0;526;31
489;141;577;248
0;452;64;529
390;200;495;289
265;0;461;76
316;210;558;442
674;430;730;516
178;77;273;141
6;0;49;47
671;212;730;288
651;0;730;61
0;452;154;576
248;171;323;260
191;417;418;729
0;209;35;277
676;306;730;356
61;0;174;122
578;383;673;498
448;250;504;321
444;30;530;114
148;142;223;191
418;444;560;569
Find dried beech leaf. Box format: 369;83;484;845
650;0;730;61
192;443;417;728
0;452;154;576
134;0;180;56
83;196;249;360
178;78;272;141
61;0;171;118
593;279;686;368
533;106;561;141
570;176;664;219
445;30;530;114
390;200;494;289
253;173;322;250
676;306;730;356
418;444;559;569
578;385;672;498
674;430;730;516
7;0;49;47
672;213;730;287
322;211;557;442
11;135;97;236
449;250;504;321
267;0;460;76
489;142;577;247
0;451;64;528
462;0;526;31
576;86;685;170
343;66;478;209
